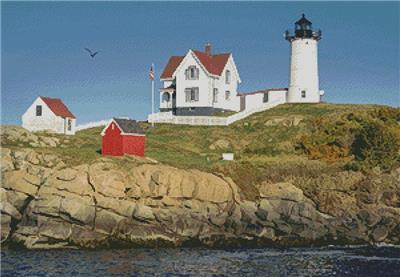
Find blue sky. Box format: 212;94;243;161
2;2;399;125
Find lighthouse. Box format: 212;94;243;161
285;14;323;103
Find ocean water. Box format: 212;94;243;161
1;246;400;276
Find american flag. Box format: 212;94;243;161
149;64;154;80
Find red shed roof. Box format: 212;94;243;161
40;96;76;119
160;50;231;79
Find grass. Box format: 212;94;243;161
2;103;399;199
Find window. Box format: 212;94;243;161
225;91;231;100
263;93;269;103
213;88;218;103
111;123;114;130
162;92;170;102
301;90;306;98
36;105;42;116
185;87;199;102
225;70;231;84
185;66;199;80
67;119;72;131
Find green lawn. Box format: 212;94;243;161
3;102;399;182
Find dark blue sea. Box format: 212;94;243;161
1;246;400;276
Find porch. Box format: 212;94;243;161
160;85;176;113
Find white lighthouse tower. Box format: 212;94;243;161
285;14;323;103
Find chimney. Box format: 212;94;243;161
205;43;212;56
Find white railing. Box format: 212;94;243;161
148;99;286;126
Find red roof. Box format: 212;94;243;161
237;88;288;96
160;50;231;79
40;97;76;119
160;56;184;79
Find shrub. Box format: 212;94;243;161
352;121;400;171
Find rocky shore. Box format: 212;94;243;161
1;147;399;249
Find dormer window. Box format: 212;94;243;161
185;66;199;80
225;70;231;84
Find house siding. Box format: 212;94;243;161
21;97;76;135
102;122;124;156
123;135;146;157
102;121;146;157
244;90;287;110
171;51;241;114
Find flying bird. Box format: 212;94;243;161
84;48;100;58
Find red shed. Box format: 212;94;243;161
101;118;146;157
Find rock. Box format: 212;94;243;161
56;168;77;181
357;209;381;227
2;170;39;196
259;182;305;202
70;225;108;248
26;151;40;165
1;214;12;242
1;140;400;249
264;116;304;127
40;137;59;147
209;139;231;150
95;209;125;234
89;162;126;198
96;194;135;218
59;197;95;225
371;226;388;242
1;149;14;172
133;204;155;221
39;219;72;241
0;201;22;220
209;213;227;227
257;199;280;221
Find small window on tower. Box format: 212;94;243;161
225;91;231;100
301;90;306;98
36;105;42;116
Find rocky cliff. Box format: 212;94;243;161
1;147;399;249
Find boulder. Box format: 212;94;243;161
59;197;95;225
133;204;155;221
209;139;231;150
2;170;40;196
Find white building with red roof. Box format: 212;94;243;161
152;43;288;122
159;43;244;116
150;15;324;125
22;96;76;135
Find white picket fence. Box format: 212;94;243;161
148;99;286;126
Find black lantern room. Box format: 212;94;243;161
285;14;321;41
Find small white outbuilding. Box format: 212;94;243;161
22;96;76;135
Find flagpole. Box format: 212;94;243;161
151;63;154;127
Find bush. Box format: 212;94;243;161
352;121;400;171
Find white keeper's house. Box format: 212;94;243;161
149;14;325;125
22;96;76;135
